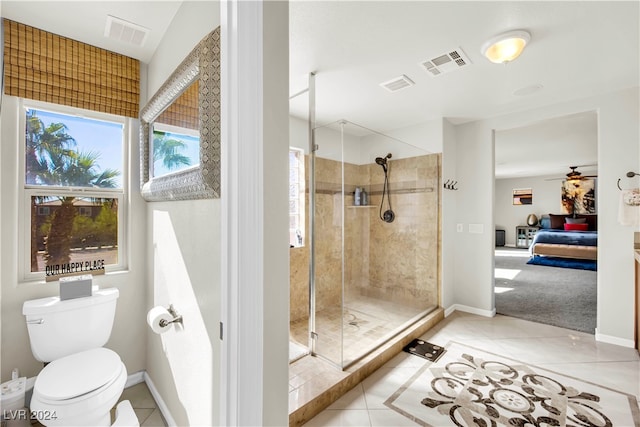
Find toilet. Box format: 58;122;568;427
22;288;138;426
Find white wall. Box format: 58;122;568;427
218;3;289;425
449;120;496;315
290;116;310;153
441;119;456;310
313;122;364;164
446;87;640;345
290;115;442;165
144;2;221;426
0;0;3;379
495;175;570;246
261;4;290;423
0;95;147;382
383;120;444;154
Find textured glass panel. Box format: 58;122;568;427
289;183;298;198
289;151;299;168
289;215;298;229
289;199;298;214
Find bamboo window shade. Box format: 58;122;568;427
155;80;199;130
3;19;140;118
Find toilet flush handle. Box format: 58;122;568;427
26;318;44;325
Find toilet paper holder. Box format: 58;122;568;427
159;305;183;328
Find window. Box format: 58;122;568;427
78;206;93;217
20;101;127;280
289;148;305;247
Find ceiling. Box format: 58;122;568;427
2;1;638;178
290;1;639;129
289;1;637;178
495;111;597;179
1;1;182;63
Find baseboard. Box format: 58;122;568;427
124;371;176;426
444;305;456;317
445;304;496;318
144;372;177;427
125;371;145;388
595;328;635;348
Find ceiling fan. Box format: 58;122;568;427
547;165;598;181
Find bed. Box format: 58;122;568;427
529;214;598;261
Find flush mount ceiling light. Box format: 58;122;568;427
481;30;531;64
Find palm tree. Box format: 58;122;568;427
26;111;120;269
153;132;192;171
26;111;76;185
26;111;76;271
42;149;119;266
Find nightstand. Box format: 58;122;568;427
516;226;539;248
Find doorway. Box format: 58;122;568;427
493;111;598;333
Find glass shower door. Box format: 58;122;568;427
310;119;440;369
310;124;345;367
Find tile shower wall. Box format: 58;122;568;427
290;246;310;323
289;154;440;324
362;154;440;309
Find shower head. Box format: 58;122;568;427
375;153;392;172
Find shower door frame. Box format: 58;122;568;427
308;118;440;370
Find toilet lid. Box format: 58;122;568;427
36;348;122;401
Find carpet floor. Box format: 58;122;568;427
494;248;596;334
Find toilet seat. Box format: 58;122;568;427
36;348;122;401
30;348;128;426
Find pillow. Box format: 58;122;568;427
564;223;588;231
565;217;587;224
577;214;597;231
549;213;570;229
539;215;551;229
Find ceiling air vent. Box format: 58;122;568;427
380;74;415;93
420;47;472;77
104;15;149;47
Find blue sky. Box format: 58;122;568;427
152;130;200;178
29;108;124;188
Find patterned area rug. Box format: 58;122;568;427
385;342;640;426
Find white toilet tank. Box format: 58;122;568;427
23;288;119;362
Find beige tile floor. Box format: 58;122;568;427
303;311;640;426
114;382;167;427
27;382;166;427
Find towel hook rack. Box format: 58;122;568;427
443;179;458;191
617;171;639;190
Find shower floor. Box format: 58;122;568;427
289;294;435;367
289;340;308;363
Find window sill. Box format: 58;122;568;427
19;268;131;286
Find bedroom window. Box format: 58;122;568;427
289;148;306;247
20;100;127;280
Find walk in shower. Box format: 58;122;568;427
289;119;440;369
